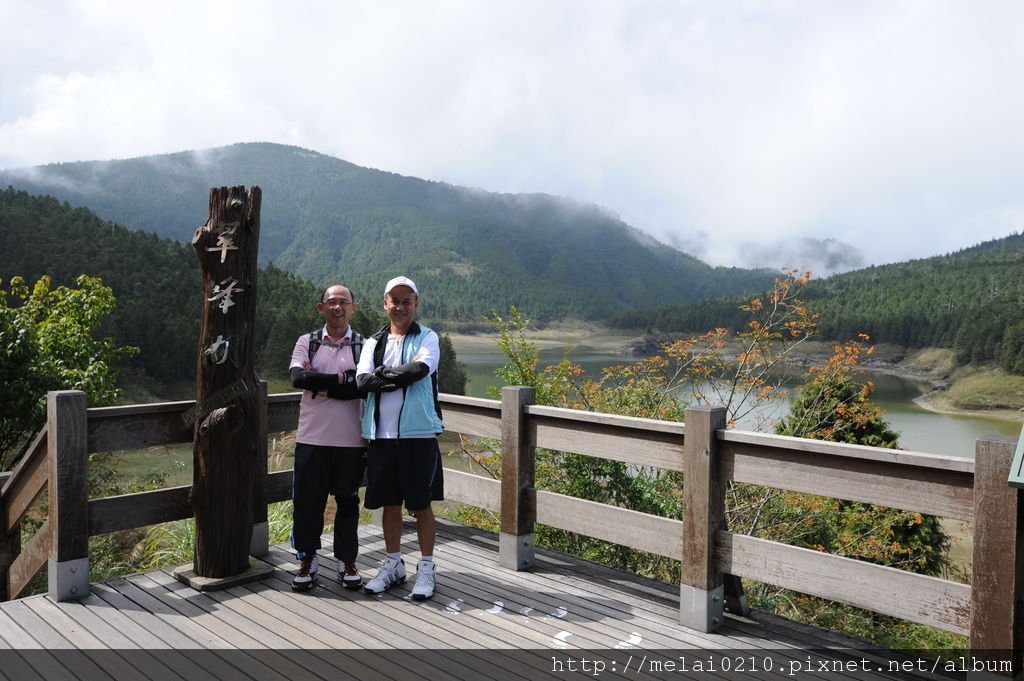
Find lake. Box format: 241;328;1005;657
455;340;1023;460
118;337;1022;489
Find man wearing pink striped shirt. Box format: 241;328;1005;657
287;284;368;592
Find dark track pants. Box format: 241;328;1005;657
290;443;366;563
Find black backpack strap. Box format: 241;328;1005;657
307;328;325;365
306;328;325;398
371;325;389;369
350;331;364;364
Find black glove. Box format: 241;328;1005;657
291;366;339;392
294;366;363;400
379;361;430;386
357;369;399;393
325;370;363;400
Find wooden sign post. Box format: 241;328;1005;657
1006;422;1024;488
177;185;269;585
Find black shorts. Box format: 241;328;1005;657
363;438;444;512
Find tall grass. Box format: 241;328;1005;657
132;501;297;570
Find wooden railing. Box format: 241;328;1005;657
1;388;1021;667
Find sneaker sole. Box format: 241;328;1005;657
363;576;406;595
341;578;363;590
410;591;433;601
291;577;317;592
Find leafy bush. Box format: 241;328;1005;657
451;271;957;648
1;275;135;470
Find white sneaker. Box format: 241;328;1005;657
291;555;318;592
339;561;362;590
411;560;436;601
363;558;406;595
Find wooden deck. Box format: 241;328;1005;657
0;519;949;681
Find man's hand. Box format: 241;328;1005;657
357;368;399;393
379;361;429;386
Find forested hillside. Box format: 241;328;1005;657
0;188;382;397
609;233;1024;374
0;143;774;321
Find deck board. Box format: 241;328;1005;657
0;607;43;649
0;519;938;681
413;524;771;649
253;552;555;681
0;649;76;681
427;523;928;679
350;533;643;670
249;557;445;649
353;539;690;649
0;651;47;681
1;599;76;649
20;597;108;649
89;581;227;652
126;572;274;648
102;577;237;649
370;525;850;679
35;595;139;649
258;542;574;681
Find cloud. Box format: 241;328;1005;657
1;0;1022;267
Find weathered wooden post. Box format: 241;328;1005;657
250;380;270;558
969;434;1023;677
680;405;727;631
47;390;89;601
499;386;536;570
179;185;268;584
0;470;16;601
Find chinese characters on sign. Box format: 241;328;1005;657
205;220;244;314
206;220;239;263
204;334;231;365
208;278;243;314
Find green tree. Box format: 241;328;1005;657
456;272;954;647
437;332;468;396
609;232;1024;377
776;335;901;447
0;275;136;470
745;336;954;645
772;336;949;576
465;306;682;577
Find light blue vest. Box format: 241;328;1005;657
361;323;444;439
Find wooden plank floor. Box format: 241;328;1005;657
0;519;943;680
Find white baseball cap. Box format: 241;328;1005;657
384;275;418;297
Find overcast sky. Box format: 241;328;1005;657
1;1;1022;272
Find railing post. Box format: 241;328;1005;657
680;405;727;631
970;435;1023;677
0;470;16;601
499;386;536;570
250;380;269;557
47;390;90;601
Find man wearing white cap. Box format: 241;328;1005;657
356;275;444;600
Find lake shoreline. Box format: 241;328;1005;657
446;328;643;353
447;329;1024;426
912;390;1024;424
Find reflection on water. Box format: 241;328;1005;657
117;343;1022;486
458;343;1022;460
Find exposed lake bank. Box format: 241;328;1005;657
446;324;643;354
446;328;1024;426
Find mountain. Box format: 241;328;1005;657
807;233;1024;370
0;188;382;396
609;232;1024;374
0;142;774;321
